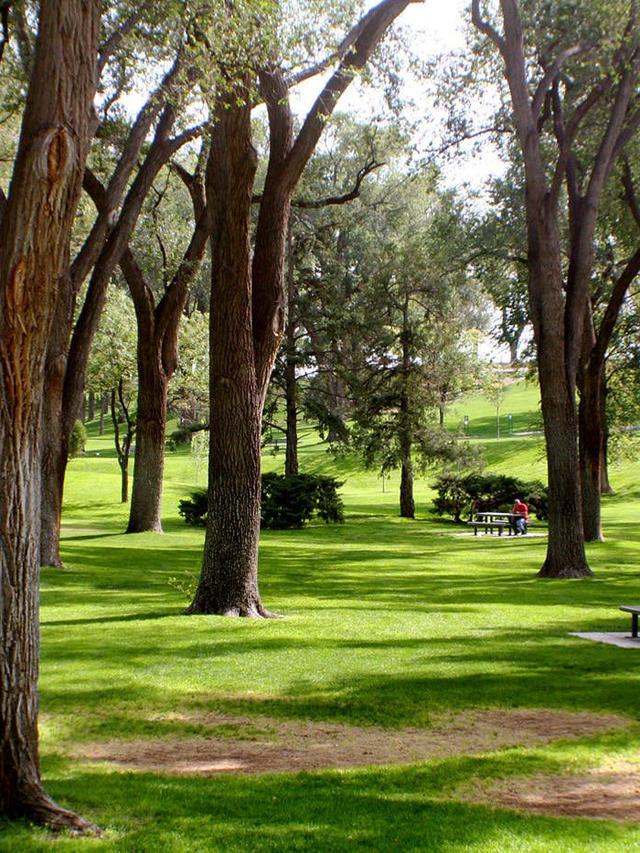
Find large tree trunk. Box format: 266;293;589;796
0;0;99;830
531;245;592;577
187;90;270;617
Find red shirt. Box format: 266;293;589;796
512;500;529;518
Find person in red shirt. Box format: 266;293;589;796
511;498;529;535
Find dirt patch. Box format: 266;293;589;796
462;758;640;822
71;709;628;778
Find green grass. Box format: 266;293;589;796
3;382;640;851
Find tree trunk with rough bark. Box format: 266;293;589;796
0;0;99;830
124;150;210;534
38;66;198;563
187;90;269;617
529;217;592;577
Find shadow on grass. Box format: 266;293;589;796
1;751;633;852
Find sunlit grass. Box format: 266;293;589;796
2;385;640;850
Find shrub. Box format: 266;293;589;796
432;472;548;522
69;420;87;458
179;473;345;530
178;489;208;526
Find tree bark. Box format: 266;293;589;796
284;228;299;476
578;362;604;541
0;0;100;830
38;62;200;564
399;302;415;518
125;149;210;534
530;218;592;577
187;0;418;617
472;0;639;576
187;88;269;617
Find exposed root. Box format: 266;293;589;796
538;562;594;579
13;792;100;836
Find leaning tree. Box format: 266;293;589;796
187;0;422;617
0;0;100;829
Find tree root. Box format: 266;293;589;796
12;791;101;836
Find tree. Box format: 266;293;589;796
120;140;212;533
0;0;100;829
39;4;204;567
187;0;421;617
87;286;138;503
472;0;640;576
342;175;479;516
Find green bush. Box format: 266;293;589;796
69;420;87;458
432;472;548;522
179;474;345;530
178;489;208;526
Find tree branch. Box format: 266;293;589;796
471;0;505;54
285;0;421;186
532;43;589;120
98;2;155;75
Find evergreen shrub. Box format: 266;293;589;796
179;473;344;530
69;420;87;457
432;472;548;522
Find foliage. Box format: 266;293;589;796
261;472;344;528
179;473;344;530
68;421;87;458
432;471;548;523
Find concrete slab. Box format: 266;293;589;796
570;632;640;649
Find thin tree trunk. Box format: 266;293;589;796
89;389;95;420
99;393;106;434
0;0;99;830
399;309;415;519
579;363;604;541
120;462;129;503
600;371;614;494
285;227;298;476
127;364;167;530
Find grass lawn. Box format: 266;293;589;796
3;383;640;851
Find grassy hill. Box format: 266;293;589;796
3;382;640;851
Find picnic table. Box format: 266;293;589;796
468;511;529;536
619;605;640;638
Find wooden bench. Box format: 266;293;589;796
620;605;640;638
468;520;510;536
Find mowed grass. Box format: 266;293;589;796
3;382;640;851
